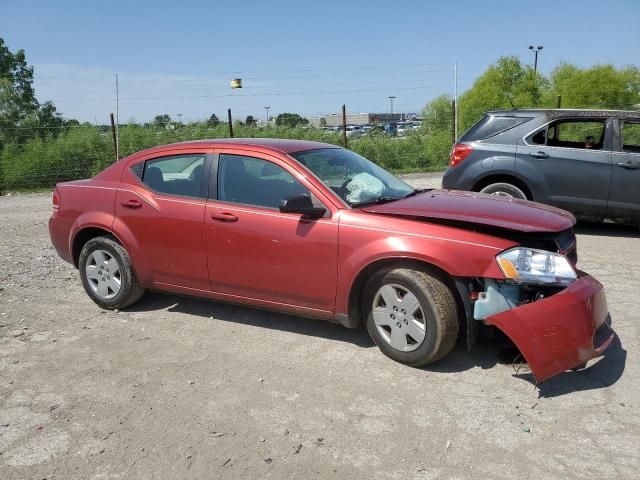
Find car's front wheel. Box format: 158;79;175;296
479;182;528;199
363;268;458;367
78;236;145;309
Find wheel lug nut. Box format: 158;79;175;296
401;309;406;314
390;314;395;320
393;306;398;311
404;319;408;325
396;322;402;328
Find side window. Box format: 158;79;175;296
621;122;640;153
529;129;546;145
548;120;605;150
217;154;319;209
141;154;205;198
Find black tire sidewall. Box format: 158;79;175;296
78;237;135;309
363;269;442;366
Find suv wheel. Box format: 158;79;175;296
479;182;527;199
79;236;145;309
363;268;458;367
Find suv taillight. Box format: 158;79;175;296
449;144;473;167
52;188;60;211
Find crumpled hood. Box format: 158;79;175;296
361;190;576;233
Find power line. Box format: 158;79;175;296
32;61;484;81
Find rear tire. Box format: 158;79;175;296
78;236;145;310
479;182;527;199
363;268;459;367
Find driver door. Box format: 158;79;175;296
205;150;339;314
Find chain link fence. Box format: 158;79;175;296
0;120;453;193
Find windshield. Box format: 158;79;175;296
290;148;414;207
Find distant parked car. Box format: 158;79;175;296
345;125;364;138
442;109;640;226
49;139;614;382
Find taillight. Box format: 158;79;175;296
52;188;60;211
449;144;473;167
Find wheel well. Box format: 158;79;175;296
472;174;533;200
347;258;465;331
72;228;118;267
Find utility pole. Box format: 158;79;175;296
264;106;271;125
388;96;396;123
528;45;543;73
110;113;118;162
115;73;120;160
228;109;234;138
342;104;348;148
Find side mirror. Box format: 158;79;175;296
279;193;326;219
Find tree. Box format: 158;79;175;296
0;37;39;147
545;63;640;109
153;114;171;128
245;115;257;126
457;56;547;131
275;113;309;128
207;113;220;127
421;94;452;134
34;101;64;139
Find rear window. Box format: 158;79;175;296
459;115;532;142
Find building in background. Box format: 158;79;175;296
316;112;404;127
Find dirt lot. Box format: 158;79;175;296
1;175;639;479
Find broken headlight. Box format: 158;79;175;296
496;247;577;286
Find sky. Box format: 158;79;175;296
1;0;639;123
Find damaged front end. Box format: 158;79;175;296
465;247;614;383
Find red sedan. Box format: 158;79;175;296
49;139;614;382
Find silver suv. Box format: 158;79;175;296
442;109;640;226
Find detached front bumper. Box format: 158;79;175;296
484;273;614;383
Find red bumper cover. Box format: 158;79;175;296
485;274;614;383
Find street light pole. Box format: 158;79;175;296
528;45;543;73
388;96;396;123
264;106;271;125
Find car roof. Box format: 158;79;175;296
487;108;640;120
134;138;341;156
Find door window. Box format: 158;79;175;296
217;154;318;209
529;120;606;150
549;120;605;150
139;154;206;198
621;122;640;153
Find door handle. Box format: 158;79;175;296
210;212;238;222
529;151;549;159
616;161;640;170
121;199;142;209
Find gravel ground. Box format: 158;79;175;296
1;175;639;479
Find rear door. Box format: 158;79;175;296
115;149;212;290
607;119;640;223
518;118;612;219
205;149;339;313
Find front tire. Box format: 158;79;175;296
479;182;527;199
78;236;145;309
363;268;458;367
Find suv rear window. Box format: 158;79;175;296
460;115;532;142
